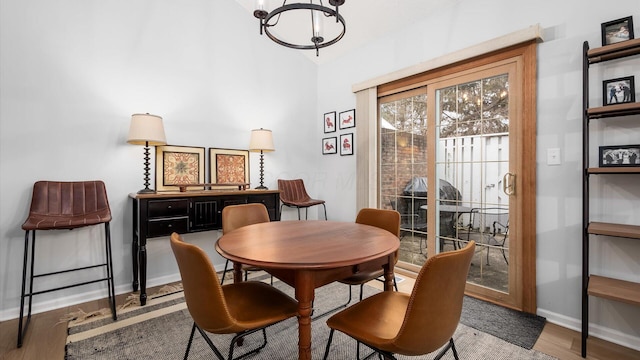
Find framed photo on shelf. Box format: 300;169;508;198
338;109;356;130
601;16;634;46
340;133;353;156
209;148;250;189
599;144;640;167
602;76;635;106
156;145;206;191
322;137;337;155
323;111;336;133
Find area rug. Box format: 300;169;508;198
65;281;556;360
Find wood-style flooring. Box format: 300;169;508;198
1;278;639;360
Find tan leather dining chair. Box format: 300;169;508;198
323;241;476;360
277;178;327;220
18;180;116;348
220;203;271;285
340;208;401;302
170;232;298;360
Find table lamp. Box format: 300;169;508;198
249;128;275;190
127;113;167;193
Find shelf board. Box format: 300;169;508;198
588;222;640;239
587;102;640;119
588;275;640;306
588;167;640;174
588;38;640;63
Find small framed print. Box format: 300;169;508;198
340;133;353;156
601;16;634;46
599;145;640;167
322;137;337;155
324;111;336;133
209;148;250;189
156;145;206;191
602;76;635;106
338;109;356;130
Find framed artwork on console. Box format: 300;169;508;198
322;137;337;155
209;148;250;189
340;133;353;156
156;145;205;191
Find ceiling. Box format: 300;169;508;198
233;0;454;64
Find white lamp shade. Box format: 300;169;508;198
249;128;275;152
127;113;167;146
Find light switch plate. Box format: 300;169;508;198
547;148;561;165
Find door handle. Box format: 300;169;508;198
503;172;515;195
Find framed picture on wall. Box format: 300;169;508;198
338;109;356;129
324;111;336;133
322;137;337;155
209;148;250;189
602;76;635;106
601;16;634;46
599;144;640;167
156;145;206;191
340;133;353;156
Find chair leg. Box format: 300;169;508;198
105;223;117;321
297;207;302;220
17;230;33;348
184;322;197;360
322;329;335;360
433;338;457;360
322;203;327;220
220;259;230;285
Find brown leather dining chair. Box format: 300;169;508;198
313;208;401;321
18;180;116;348
170;232;298;360
340;208;401;302
323;241;476;360
277;178;327;220
220;203;272;285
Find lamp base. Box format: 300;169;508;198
254;185;268;190
137;188;156;194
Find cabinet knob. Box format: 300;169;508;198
168;224;172;228
167;205;172;209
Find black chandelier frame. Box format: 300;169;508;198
254;1;346;56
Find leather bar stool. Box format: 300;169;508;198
17;180;117;347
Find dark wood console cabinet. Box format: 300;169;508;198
130;189;280;305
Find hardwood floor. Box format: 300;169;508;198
1;279;639;360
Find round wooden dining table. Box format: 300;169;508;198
216;220;400;360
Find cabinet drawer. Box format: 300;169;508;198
148;217;189;238
148;199;190;218
248;195;276;209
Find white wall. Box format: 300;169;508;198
1;0;639;352
317;0;640;350
0;0;320;319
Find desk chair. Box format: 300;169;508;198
323;241;476;360
170;233;298;360
278;179;327;220
18;180;116;348
220;203;272;285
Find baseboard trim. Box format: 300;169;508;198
0;273;183;322
538;308;640;352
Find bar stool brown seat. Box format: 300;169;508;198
17;180;116;347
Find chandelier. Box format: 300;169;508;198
254;0;346;56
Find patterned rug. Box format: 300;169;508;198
65;280;556;360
